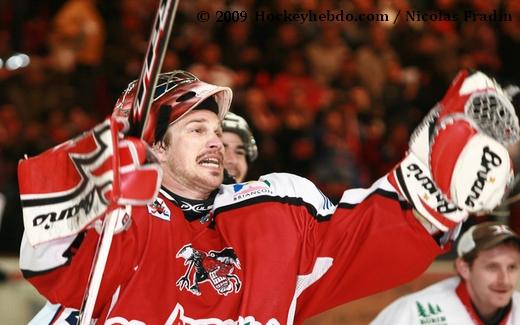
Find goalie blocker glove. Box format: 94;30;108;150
18;118;162;246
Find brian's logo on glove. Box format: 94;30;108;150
465;146;505;208
404;163;459;214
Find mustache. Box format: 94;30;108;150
196;150;223;161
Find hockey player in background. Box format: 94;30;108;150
222;112;258;183
18;70;518;324
371;222;520;325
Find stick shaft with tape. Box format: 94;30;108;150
78;1;179;323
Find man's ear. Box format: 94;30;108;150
455;257;471;281
151;142;167;163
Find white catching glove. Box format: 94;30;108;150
428;117;513;213
389;70;518;231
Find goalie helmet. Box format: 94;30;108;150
113;70;232;145
222;112;258;162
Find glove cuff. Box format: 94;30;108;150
388;153;467;232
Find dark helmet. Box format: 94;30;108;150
222;112;258;162
113;70;232;144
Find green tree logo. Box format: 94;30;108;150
416;301;443;318
416;301;428;317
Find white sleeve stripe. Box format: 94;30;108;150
28;301;60;325
286;257;333;325
19;231;79;272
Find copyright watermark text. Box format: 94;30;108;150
196;9;513;24
196;10;389;24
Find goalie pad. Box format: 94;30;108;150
388;153;468;232
18;118;162;246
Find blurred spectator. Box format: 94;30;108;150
460;22;501;74
498;0;520;83
265;23;305;73
4;59;75;122
49;0;106;112
188;42;237;87
49;0;105;72
355;23;397;99
0;104;24;254
279;105;316;177
305;23;350;85
312;107;364;202
220;22;262;88
378;121;411;175
241;88;283;179
267;51;328;114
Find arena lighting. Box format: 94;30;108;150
5;53;30;70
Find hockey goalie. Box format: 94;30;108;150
19;70;518;324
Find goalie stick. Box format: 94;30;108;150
78;0;179;323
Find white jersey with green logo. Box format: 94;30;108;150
370;276;520;325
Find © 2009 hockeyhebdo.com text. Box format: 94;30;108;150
195;9;513;25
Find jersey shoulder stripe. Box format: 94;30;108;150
214;173;334;219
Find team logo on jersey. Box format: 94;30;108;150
106;303;282;325
147;197;171;220
232;180;273;201
176;244;242;296
166;303;281;325
415;301;447;325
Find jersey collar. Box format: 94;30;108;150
160;186;217;222
455;279;512;325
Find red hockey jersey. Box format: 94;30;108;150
20;173;445;324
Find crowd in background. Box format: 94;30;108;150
0;0;519;254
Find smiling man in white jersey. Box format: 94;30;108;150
371;221;520;325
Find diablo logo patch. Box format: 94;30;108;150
147;197;171;221
232;180;273;201
176;244;241;296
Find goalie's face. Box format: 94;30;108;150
156;109;224;199
457;244;520;319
